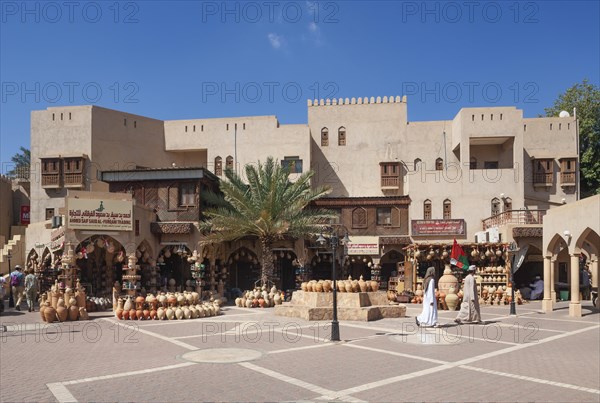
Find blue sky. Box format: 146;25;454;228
1;0;599;169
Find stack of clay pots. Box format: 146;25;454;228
115;291;222;320
300;275;380;294
39;280;89;323
235;285;284;308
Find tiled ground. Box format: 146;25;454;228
1;299;598;402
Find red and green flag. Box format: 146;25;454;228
450;239;469;270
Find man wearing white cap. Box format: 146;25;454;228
455;265;482;324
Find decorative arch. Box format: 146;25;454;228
443;199;451;219
225;156;234;171
491;198;501;216
214;156;223;176
545;233;568;257
338;126;346;146
136;239;154;264
321;127;329;146
435;157;443;171
574;227;600;257
423;199;432;220
73;235;127;296
414;158;422;171
352;207;367;228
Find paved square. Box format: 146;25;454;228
1;300;599;402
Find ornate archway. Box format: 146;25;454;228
74;236;126;297
157;244;192;291
227;247;260;291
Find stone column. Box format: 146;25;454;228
569;254;581;317
591;258;599;289
550;257;557;302
542;256;553;312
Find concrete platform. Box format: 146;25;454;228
274;291;406;321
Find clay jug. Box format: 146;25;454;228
359;276;367;292
351;280;359;293
370;280;380;292
301;282;308;292
122;309;130;320
274;293;282;305
175;308;184;320
135;296;145;310
123;296;133;312
337;281;344;292
75;289;85;308
438;265;458;295
44;306;57;323
183;307;191;319
157;307;165;320
323;280;332;292
415;284;423;297
166;307;175;320
56;306;68;322
136;309;144;320
68;305;79;321
306;281;314;292
79;308;89;320
245;298;253;308
197;305;205;317
345;281;353;293
315;281;323;293
129;309;137;320
445;287;459;311
115;299;124;319
40;303;48;322
150;309;157;320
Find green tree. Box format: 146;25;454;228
6;147;30;179
545;79;600;196
200;157;334;286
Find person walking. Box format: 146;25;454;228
10;265;25;311
24;269;38;312
416;267;438;327
455;265;482;324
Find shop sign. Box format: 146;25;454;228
411;219;466;236
20;205;30;225
347;236;379;255
67;198;133;231
50;226;65;251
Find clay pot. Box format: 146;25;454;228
370;280;380;292
135;296;145;310
129;309;137;320
136;309;144;320
175;308;184;320
245;299;253;308
166;308;175;320
44;306;57;323
301;282;308;292
323;280;332;292
68;297;77;308
56;306;68;322
149;309;157;320
337;281;344;292
445;288;459;311
79;308;89;320
184;308;191;319
167;296;177;307
157;307;165;320
306;282;314;292
315;281;323;293
68;305;79;321
415;284;423;297
40;304;48;322
122;309;130;320
274;293;282;305
438;265;458;295
123;296;133;312
358;276;367;292
351;280;359;292
345;281;353;293
258;298;266;308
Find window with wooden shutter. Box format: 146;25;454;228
226;156;234;171
179;183;195;206
168;186;179;210
491;198;501;216
443;199;451;219
423;200;432;220
352;207;367;229
338;127;346;146
391;207;401;227
215;156;222;176
321;128;329;146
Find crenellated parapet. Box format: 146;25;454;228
307;95;407;107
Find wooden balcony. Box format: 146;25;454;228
41;174;60;188
560;172;576;186
64;173;84;188
482;209;546;230
533;172;553;187
381;176;400;189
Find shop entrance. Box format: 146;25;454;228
157;244;192;291
273;250;298;292
75;236;125;297
227;247;260;291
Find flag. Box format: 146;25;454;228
450;239;469;270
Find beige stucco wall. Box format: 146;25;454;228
0;176;13;241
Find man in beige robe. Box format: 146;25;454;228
455;265;482;324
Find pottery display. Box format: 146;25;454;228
445;287;459;311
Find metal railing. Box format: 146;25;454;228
482;209;546;230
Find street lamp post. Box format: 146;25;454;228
7;251;14;308
508;242;518;315
317;227;350;342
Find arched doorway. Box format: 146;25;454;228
273;250;298;292
348;255;373;280
136;240;159;293
75;236;126;297
157;244;192;292
227;247;260;291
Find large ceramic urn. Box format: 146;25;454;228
438;265;458;295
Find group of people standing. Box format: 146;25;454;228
415;265;482;328
1;265;39;313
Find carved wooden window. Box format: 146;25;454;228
414;158;422;171
41;157;62;188
352;207;367;229
321;128;329;146
443;199;451;219
423;200;432;220
533;158;554;184
491;198;501;216
179;183;196;206
435;158;443;171
226;156;234;171
168;186;179;210
215;156;222;176
338;127;346;146
377;207;392;226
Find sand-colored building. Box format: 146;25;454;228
24;97;580;295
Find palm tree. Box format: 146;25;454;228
200;157;334;286
7;147;30;179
